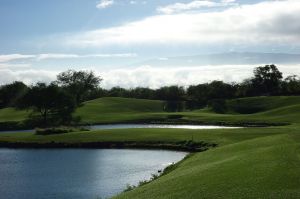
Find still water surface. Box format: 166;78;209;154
0;149;186;199
90;124;240;130
0;124;240;134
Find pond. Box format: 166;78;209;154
0;124;240;134
0;148;187;199
89;124;241;130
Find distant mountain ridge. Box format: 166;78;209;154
134;52;300;67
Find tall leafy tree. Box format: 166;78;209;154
252;64;283;95
18;83;76;126
281;75;300;95
0;81;28;108
56;70;102;105
155;86;186;111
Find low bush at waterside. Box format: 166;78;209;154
35;126;89;135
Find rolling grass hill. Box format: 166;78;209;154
226;96;300;114
75;97;166;123
179;96;300;124
0;96;300;198
1;95;300;125
0;108;31;122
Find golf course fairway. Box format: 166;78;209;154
0;96;300;198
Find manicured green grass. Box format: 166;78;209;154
74;97;166;123
1;96;300;125
0;97;167;124
0;107;31;122
227;96;300;113
115;133;300;199
0;127;299;198
0;96;300;198
0;127;287;146
68;95;300;124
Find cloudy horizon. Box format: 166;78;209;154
1;0;300;88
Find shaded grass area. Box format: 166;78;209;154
1;96;300;128
74;96;300;125
0;107;31;122
227;96;300;113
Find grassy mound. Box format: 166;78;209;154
0;97;166;126
0;107;30;122
75;97;165;124
1;95;300;198
1;96;300;126
227;96;300;114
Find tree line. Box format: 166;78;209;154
0;64;300;126
0;70;101;127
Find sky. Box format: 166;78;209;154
1;0;300;88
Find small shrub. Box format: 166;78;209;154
167;114;183;119
138;180;149;186
150;173;159;180
123;184;136;192
35;126;89;135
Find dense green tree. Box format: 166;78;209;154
155;86;186;111
207;81;236;99
130;87;155;99
187;81;236;109
281;75;300;95
108;87;130;97
0;81;28;108
18;83;76;126
155;86;185;101
252;64;283;95
56;70;102;105
187;84;210;109
236;78;256;97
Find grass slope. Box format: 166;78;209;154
1;96;300;125
74;96;300;125
116;133;300;199
74;97;165;124
1;96;300;198
0;127;299;198
0;108;30;122
227;96;300;113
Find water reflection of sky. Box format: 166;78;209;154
0;148;187;199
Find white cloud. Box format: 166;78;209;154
0;53;137;62
98;64;300;89
0;63;31;69
67;0;300;48
157;0;236;14
0;69;57;85
0;54;35;63
36;53;137;60
1;64;300;88
221;0;235;3
96;0;114;9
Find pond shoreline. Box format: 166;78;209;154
0;140;217;152
0;148;187;199
0;119;288;132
